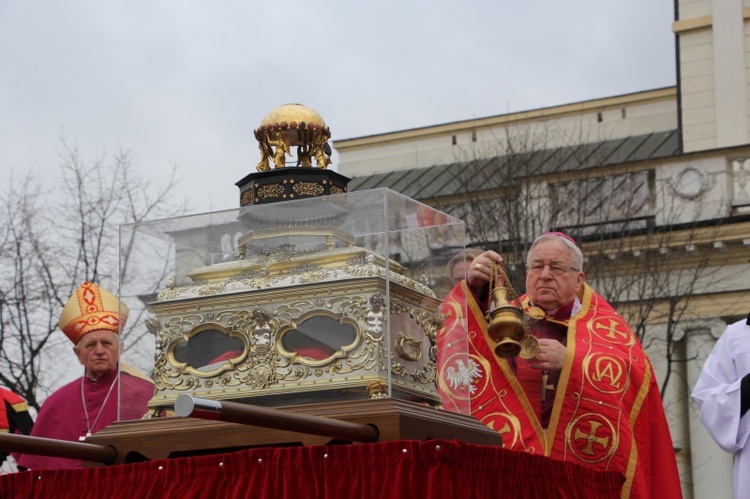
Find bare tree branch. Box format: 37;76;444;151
0;139;187;409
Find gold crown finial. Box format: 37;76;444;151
253;103;332;171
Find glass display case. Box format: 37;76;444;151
117;188;471;420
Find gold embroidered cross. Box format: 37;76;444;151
541;370;555;402
574;421;610;456
595;318;628;341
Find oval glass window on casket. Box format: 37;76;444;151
277;312;359;365
171;326;247;374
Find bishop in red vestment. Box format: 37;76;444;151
15;282;154;470
438;233;682;498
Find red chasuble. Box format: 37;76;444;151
438;282;682;499
15;369;153;470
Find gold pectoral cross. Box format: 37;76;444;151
541;371;555;402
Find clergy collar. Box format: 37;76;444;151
85;365;119;383
527;297;581;320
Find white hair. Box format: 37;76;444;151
527;234;583;270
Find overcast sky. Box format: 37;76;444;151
1;1;676;214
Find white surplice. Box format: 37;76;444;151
692;319;750;499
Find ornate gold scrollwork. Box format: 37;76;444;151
276;310;361;367
258;183;285;199
240;190;254;206
168;322;248;377
367;379;389;399
395;332;423;361
292;181;325;197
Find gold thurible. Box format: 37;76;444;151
485;262;526;358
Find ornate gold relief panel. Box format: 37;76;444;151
147;286;443;408
168;323;248;376
276;310;361;366
388;303;440;386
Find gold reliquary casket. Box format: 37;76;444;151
118;188;468;415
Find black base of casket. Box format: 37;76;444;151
236;168;350;207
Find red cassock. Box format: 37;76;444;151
15;369;153;470
438;281;682;499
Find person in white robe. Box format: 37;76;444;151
692;317;750;499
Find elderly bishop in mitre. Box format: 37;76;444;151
16;282;154;470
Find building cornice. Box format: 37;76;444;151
673;9;750;34
584;218;750;256
334;88;677;152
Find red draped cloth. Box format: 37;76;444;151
0;439;623;498
438;281;682;498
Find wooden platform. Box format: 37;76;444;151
85;398;501;465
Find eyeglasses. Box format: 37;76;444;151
526;262;580;276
